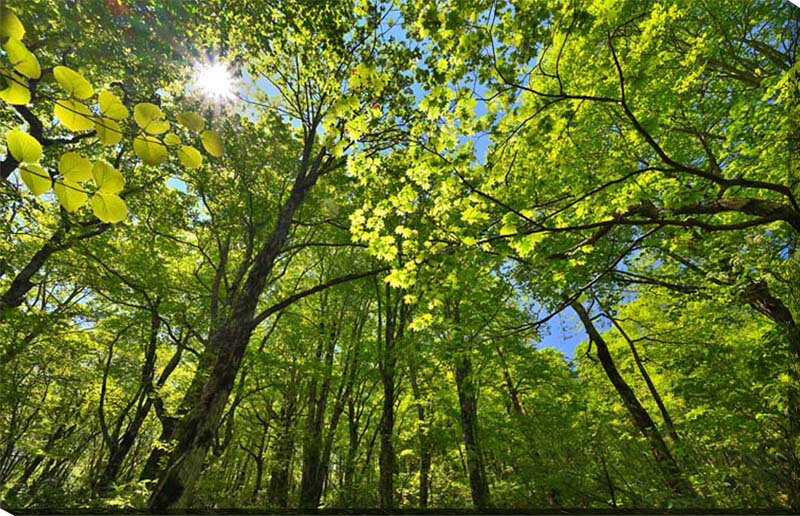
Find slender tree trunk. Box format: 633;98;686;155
572;302;695;497
378;359;396;509
377;285;405;509
454;353;491;509
299;329;335;508
267;406;296;508
496;346;524;415
408;359;431;507
607;315;679;442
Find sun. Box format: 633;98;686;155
192;60;236;102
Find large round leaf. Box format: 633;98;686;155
201;129;224;157
4;38;40;79
19;164;50;196
176;112;205;131
178;145;203;169
94;117;122;146
54;66;94;99
0;8;24;40
134;103;166;131
133;135;167;166
58;152;92;182
163;132;181;146
0;71;30;105
6;129;41;163
91;192;127;223
92;160;125;193
54;179;88;212
98;90;129;120
54;100;94;131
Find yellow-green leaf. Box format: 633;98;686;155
178;145;202;169
200;129;224;157
19;164;50;195
0;71;29;104
53;66;94;99
94;117;122;146
6;129;41;163
0;8;25;41
133;135;167;166
176;111;205;131
4;38;40;79
163;132;181;146
134;102;165;130
144;119;169;135
58;152;92;181
98;90;129;120
54;100;94;131
54;179;88;212
92;160;124;193
91;192;127;223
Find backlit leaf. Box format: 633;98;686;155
0;8;24;40
176;111;205;131
6;129;41;163
54;100;94;131
92;160;125;193
94;117;123;146
91;192;127;223
0;71;29;104
200;129;224;157
134;102;166;132
163;132;181;146
19;164;50;195
98;90;129;120
4;38;40;79
58;152;92;181
54;179;88;212
54;66;94;99
178;145;202;169
133;135;167;166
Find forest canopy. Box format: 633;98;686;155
0;0;798;510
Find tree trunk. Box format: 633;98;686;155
408;358;431;507
607;315;679;442
454;353;491;509
572;302;695;497
147;163;318;509
267;405;296;508
743;281;800;509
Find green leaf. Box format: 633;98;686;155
133;135;167;166
0;8;25;40
94;117;122;146
54;179;88;212
6;129;41;163
19;164;50;195
4;38;40;79
0;71;29;104
200;129;224;157
178;145;203;169
53;66;94;99
163;132;181;146
58;152;92;181
91;192;127;223
54;100;94;131
92;160;124;193
134;102;169;134
176;112;205;131
98;90;129;120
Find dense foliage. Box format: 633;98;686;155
0;0;798;510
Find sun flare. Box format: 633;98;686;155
192;61;236;102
